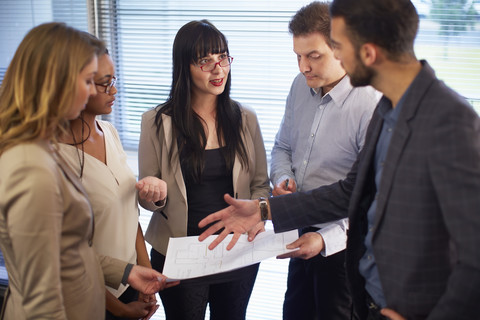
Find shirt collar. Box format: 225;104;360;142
378;83;411;123
309;75;353;108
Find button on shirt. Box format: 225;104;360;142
359;93;406;308
271;74;379;254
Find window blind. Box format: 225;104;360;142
0;0;89;83
1;2;479;154
93;0;480;155
413;0;480;110
93;0;314;159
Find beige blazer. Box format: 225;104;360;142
0;141;127;320
139;105;270;255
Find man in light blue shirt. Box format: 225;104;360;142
270;2;380;319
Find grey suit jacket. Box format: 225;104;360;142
270;61;480;319
0;141;127;319
139;105;270;255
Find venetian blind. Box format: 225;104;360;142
92;0;312;160
92;0;480;156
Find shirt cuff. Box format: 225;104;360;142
121;263;134;285
154;197;167;207
275;174;292;186
317;219;348;257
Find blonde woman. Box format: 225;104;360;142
0;22;175;320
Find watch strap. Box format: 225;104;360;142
258;197;269;221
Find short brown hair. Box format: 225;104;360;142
288;1;333;48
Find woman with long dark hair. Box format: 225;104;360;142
138;20;270;319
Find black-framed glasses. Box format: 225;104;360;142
198;56;234;72
95;76;117;94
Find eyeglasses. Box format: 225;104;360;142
95;76;117;94
197;56;234;72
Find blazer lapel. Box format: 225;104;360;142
373;61;435;235
54;149;95;243
357;112;383;186
55;150;89;199
162;114;187;200
232;111;249;198
373;113;411;233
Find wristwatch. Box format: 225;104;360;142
258;197;269;221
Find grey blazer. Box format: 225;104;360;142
270;61;480;319
0;141;127;320
139;105;270;255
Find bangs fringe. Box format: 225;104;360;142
192;26;228;61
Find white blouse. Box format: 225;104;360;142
59;120;138;297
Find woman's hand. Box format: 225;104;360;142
136;176;167;204
127;265;179;294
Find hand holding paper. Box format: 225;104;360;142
162;230;298;280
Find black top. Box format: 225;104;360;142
179;147;258;284
182;148;233;236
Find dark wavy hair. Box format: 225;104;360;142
155;20;248;182
330;0;418;60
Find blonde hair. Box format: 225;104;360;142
0;22;104;154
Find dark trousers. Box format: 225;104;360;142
105;285;139;320
151;248;258;320
283;248;353;320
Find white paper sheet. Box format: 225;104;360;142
162;230;298;280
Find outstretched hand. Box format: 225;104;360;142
127;265;179;295
198;194;262;250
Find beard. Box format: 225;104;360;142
348;54;376;87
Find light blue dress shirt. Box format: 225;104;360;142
271;73;380;254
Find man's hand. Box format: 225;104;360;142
198;194;262;250
127;265;179;295
247;221;266;241
272;178;296;196
381;308;407;320
277;232;324;259
136;176;167;203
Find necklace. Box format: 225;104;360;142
68;114;91;178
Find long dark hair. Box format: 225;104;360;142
155;19;248;182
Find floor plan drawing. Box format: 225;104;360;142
162;230;298;280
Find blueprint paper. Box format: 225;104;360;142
162;230;298;280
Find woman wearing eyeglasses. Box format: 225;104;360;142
137;20;270;320
58;37;173;320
